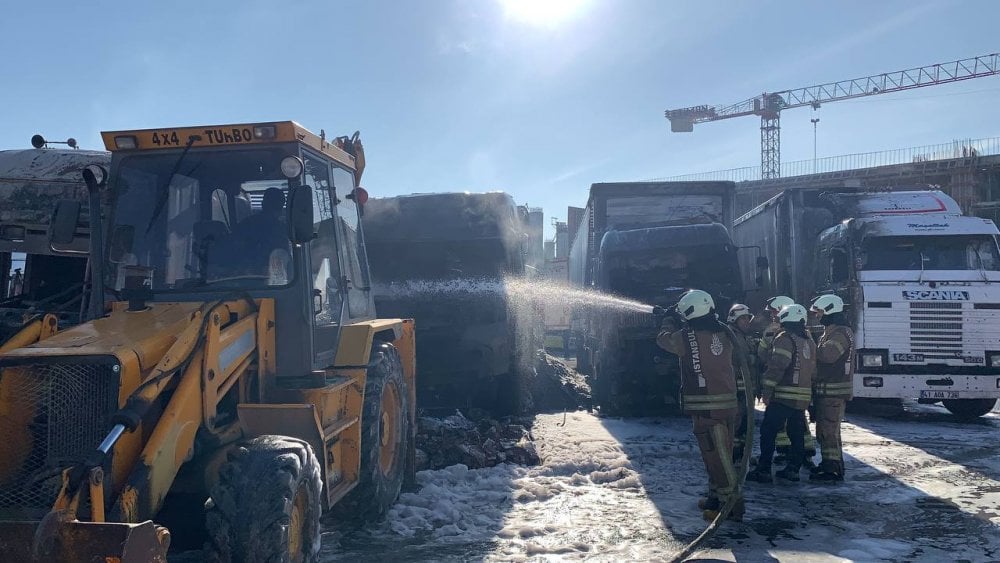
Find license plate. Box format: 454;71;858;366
893;353;924;362
919;390;960;400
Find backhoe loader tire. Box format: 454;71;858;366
337;341;411;522
205;436;322;563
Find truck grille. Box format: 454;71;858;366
0;361;120;518
909;302;964;359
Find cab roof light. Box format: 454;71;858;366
254;125;276;140
114;135;138;150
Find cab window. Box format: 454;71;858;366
332;166;372;319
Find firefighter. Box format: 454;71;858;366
809;294;854;482
657;290;746;521
762;296;818;467
727;303;758;464
747;303;817;483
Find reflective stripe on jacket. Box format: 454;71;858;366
814;324;855;398
761;330;816;410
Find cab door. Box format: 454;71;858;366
331;166;373;321
303;151;344;368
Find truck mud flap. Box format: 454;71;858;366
0;519;167;563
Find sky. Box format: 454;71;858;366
2;0;999;239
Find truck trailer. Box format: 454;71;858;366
568;181;742;415
734;188;1000;418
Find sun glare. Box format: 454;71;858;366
499;0;588;27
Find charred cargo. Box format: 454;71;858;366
363;192;535;413
0;148;111;344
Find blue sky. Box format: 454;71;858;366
2;1;998;238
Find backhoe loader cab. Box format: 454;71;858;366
0;122;415;562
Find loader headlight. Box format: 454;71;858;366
280;155;304;179
114;135;138;150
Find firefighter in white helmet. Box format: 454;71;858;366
762;296;817;467
657;290;748;521
809;294;854;482
726;304;758;464
747;303;817;483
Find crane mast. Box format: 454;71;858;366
666;52;1000;179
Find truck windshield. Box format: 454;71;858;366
368;239;509;281
107;148;293;292
606;245;740;305
861;235;1000;271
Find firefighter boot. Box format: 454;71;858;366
746;466;773;484
775;466;801;482
703;497;744;522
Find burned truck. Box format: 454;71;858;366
364;192;534;413
0;147;110;345
569;181;742;415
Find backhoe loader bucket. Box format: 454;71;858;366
0;519;168;563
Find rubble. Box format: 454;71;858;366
415;410;540;471
531;352;591;412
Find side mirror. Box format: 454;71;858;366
109;225;135;263
756;256;770;270
288;185;315;244
82;164;108;188
50;200;82;245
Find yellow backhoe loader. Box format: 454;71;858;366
0;121;415;561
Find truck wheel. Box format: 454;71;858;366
205;436;322;563
943;398;997;419
337;342;411;522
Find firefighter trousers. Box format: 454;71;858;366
733;391;750;463
814;397;847;474
759;402;806;471
693;413;741;510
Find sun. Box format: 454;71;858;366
499;0;589;27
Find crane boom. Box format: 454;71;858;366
665;52;1000;179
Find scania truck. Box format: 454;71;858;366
734;188;1000;418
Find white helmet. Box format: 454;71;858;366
766;295;794;313
727;303;752;324
676;289;715;320
810;294;845;315
778;304;807;324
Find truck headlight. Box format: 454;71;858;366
989;352;1000;368
861;352;884;368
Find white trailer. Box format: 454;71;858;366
735;189;1000;418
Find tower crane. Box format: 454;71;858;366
665;52;1000;179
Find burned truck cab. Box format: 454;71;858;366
591;223;742;414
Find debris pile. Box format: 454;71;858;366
531;352;591;412
415;411;540;471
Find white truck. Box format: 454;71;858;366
735;188;1000;418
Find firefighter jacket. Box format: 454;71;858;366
761;330;816;410
758;321;780;358
657;325;739;416
728;323;760;396
814;324;855;399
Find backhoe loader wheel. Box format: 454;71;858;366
205;436;322;563
337;341;411;522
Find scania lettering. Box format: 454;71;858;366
734;188;1000;418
